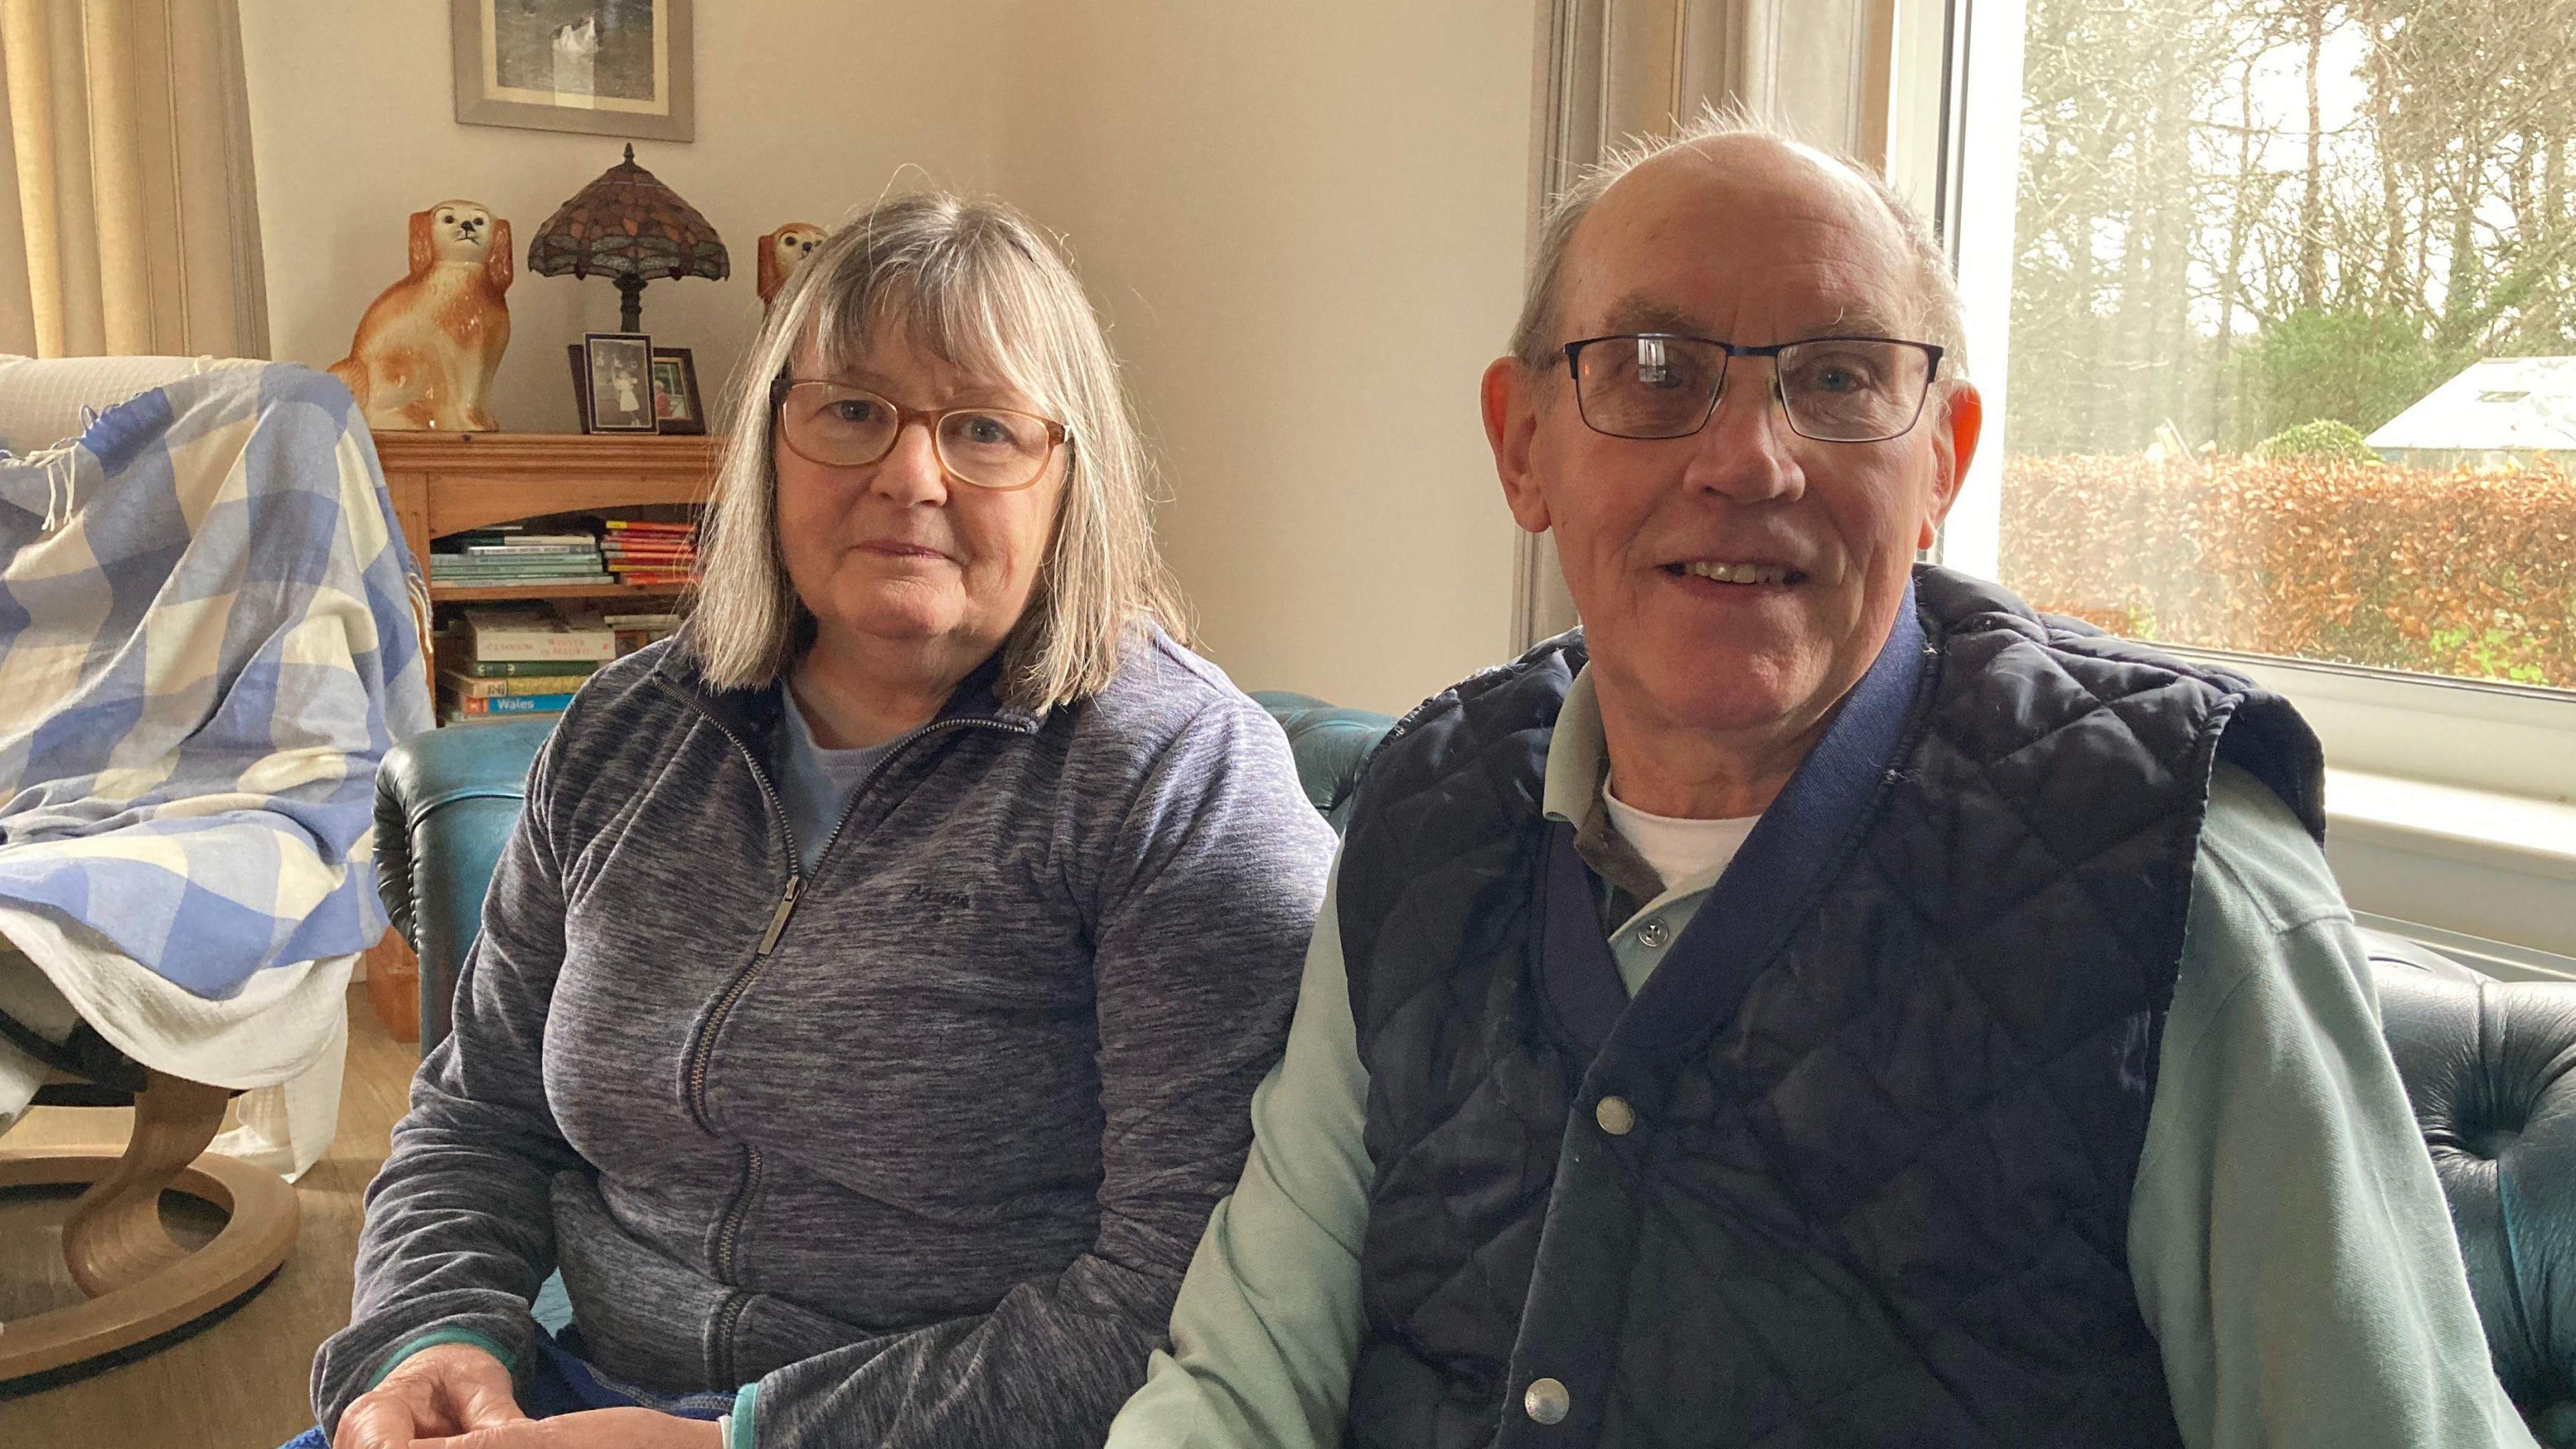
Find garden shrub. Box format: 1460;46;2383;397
1999;454;2576;688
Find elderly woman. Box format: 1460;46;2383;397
307;195;1336;1449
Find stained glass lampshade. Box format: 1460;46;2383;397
527;144;731;332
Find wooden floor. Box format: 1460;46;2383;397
0;984;415;1449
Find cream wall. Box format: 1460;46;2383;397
238;0;1008;435
239;1;1535;712
991;2;1536;711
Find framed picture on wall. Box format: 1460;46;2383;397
452;0;694;142
649;348;705;435
578;333;659;433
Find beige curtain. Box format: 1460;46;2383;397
0;0;268;359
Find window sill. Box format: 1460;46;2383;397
2325;769;2576;882
2320;767;2576;979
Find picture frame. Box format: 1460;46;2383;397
649;347;706;435
578;333;659;433
452;0;694;142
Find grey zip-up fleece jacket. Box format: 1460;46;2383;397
311;625;1337;1446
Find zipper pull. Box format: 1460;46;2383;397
756;876;803;957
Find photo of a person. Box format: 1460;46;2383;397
581;333;655;431
609;361;642;415
651;358;685;419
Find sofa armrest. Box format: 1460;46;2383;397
2369;928;2576;1444
374;719;557;1053
1250;691;1395;835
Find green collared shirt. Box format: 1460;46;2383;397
1107;669;2535;1449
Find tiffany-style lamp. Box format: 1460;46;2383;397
527;144;730;331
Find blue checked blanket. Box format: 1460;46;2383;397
0;364;431;1000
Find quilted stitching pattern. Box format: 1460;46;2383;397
1338;569;2319;1449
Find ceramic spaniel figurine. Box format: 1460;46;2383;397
329;201;513;431
758;223;826;309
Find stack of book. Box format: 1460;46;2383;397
603;610;684;657
430;529;610;589
600;519;698;587
437;604;616;726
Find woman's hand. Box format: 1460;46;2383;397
333;1342;527;1448
416;1407;726;1448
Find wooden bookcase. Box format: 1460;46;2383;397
374;431;721;602
365;431;719;1041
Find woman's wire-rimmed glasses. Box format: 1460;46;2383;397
770;377;1069;491
1562;333;1945;445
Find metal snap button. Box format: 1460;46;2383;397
1523;1376;1571;1425
1595;1095;1635;1136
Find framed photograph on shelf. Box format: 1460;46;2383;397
452;0;694;142
649;347;706;435
578;333;658;433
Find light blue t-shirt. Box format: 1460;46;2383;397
775;688;897;875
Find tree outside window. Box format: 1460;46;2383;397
2000;0;2576;689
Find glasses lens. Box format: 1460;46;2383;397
936;409;1055;488
782;384;898;465
1776;339;1931;442
1574;335;1725;439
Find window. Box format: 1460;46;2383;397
1923;0;2576;801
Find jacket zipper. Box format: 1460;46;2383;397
651;679;1034;1355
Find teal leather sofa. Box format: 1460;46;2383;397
369;693;2573;1443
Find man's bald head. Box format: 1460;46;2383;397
1509;109;1966;376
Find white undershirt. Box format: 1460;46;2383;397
1601;780;1762;894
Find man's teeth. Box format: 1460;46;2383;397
1680;561;1791;585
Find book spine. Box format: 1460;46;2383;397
467;634;616;663
439;707;566;727
454;692;579;714
460;543;596;556
462;659;602;679
443;672;602;698
434;557;609;569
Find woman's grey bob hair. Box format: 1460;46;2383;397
685;192;1188;712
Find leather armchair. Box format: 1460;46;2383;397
372;718;557;1051
373;691;2575;1444
2373;935;2576;1444
1248;691;1395;831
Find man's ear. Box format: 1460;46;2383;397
1919;380;1982;551
1483;356;1553;535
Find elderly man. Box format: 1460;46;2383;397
1104;115;2533;1449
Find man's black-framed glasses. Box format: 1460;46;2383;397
1563;333;1945;445
771;377;1069;491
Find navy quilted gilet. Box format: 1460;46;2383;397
1336;566;2324;1449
